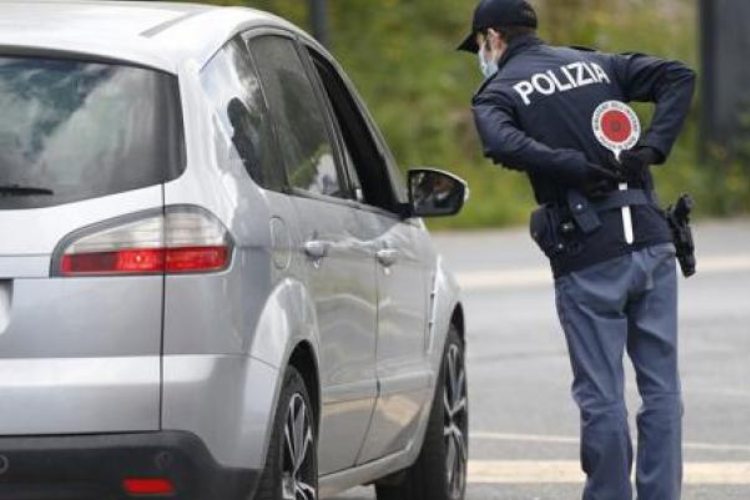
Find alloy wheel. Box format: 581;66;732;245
281;393;316;500
443;343;468;498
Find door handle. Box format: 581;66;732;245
303;240;331;261
376;248;400;268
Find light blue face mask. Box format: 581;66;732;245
478;44;498;79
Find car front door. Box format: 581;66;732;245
305;47;435;463
247;33;378;475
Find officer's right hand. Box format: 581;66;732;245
581;163;623;199
557;161;623;196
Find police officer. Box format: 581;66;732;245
459;1;696;499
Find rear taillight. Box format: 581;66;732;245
123;477;175;496
53;207;233;277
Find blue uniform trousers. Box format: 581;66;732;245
554;243;682;500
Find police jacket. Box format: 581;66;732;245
473;35;696;277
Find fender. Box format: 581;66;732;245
248;278;321;371
244;277;322;470
320;253;464;496
161;278;321;471
395;253;464;469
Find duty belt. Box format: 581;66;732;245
566;189;659;235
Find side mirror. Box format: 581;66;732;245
406;168;469;218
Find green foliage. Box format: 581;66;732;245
180;0;748;228
698;102;750;215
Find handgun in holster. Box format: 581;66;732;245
666;194;696;278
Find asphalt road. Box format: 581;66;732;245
333;219;750;500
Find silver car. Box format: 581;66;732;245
0;2;468;499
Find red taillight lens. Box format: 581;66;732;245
123;477;175;496
54;208;233;277
165;246;229;273
59;246;230;276
61;249;166;275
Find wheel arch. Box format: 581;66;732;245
429;254;464;360
450;302;466;344
287;340;321;430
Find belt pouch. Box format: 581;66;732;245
566;190;602;235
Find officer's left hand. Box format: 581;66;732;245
617;147;663;183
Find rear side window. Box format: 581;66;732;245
248;36;346;199
201;38;285;192
0;55;183;210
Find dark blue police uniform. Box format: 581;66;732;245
473;34;696;500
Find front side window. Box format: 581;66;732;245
0;55;183;210
308;51;400;212
249;36;345;199
201;37;284;192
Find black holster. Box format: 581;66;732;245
666;194;697;278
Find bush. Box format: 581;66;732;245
179;0;747;229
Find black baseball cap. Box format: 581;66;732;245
457;0;538;53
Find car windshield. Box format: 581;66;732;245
0;55;184;210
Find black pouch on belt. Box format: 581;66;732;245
530;204;565;259
566;190;602;235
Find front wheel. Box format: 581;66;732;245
376;325;468;500
255;366;318;500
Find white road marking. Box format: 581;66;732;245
471;431;750;453
469;460;584;484
457;268;551;290
699;254;750;273
468;460;750;485
472;431;578;445
457;254;750;291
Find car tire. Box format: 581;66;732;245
375;324;468;500
255;366;318;500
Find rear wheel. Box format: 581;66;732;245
255;367;317;500
376;325;468;500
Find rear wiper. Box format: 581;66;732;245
0;184;54;196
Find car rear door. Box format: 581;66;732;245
247;32;378;475
0;54;181;434
304;47;435;463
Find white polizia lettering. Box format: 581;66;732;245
532;73;556;95
513;81;535;105
513;61;612;105
591;63;611;84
